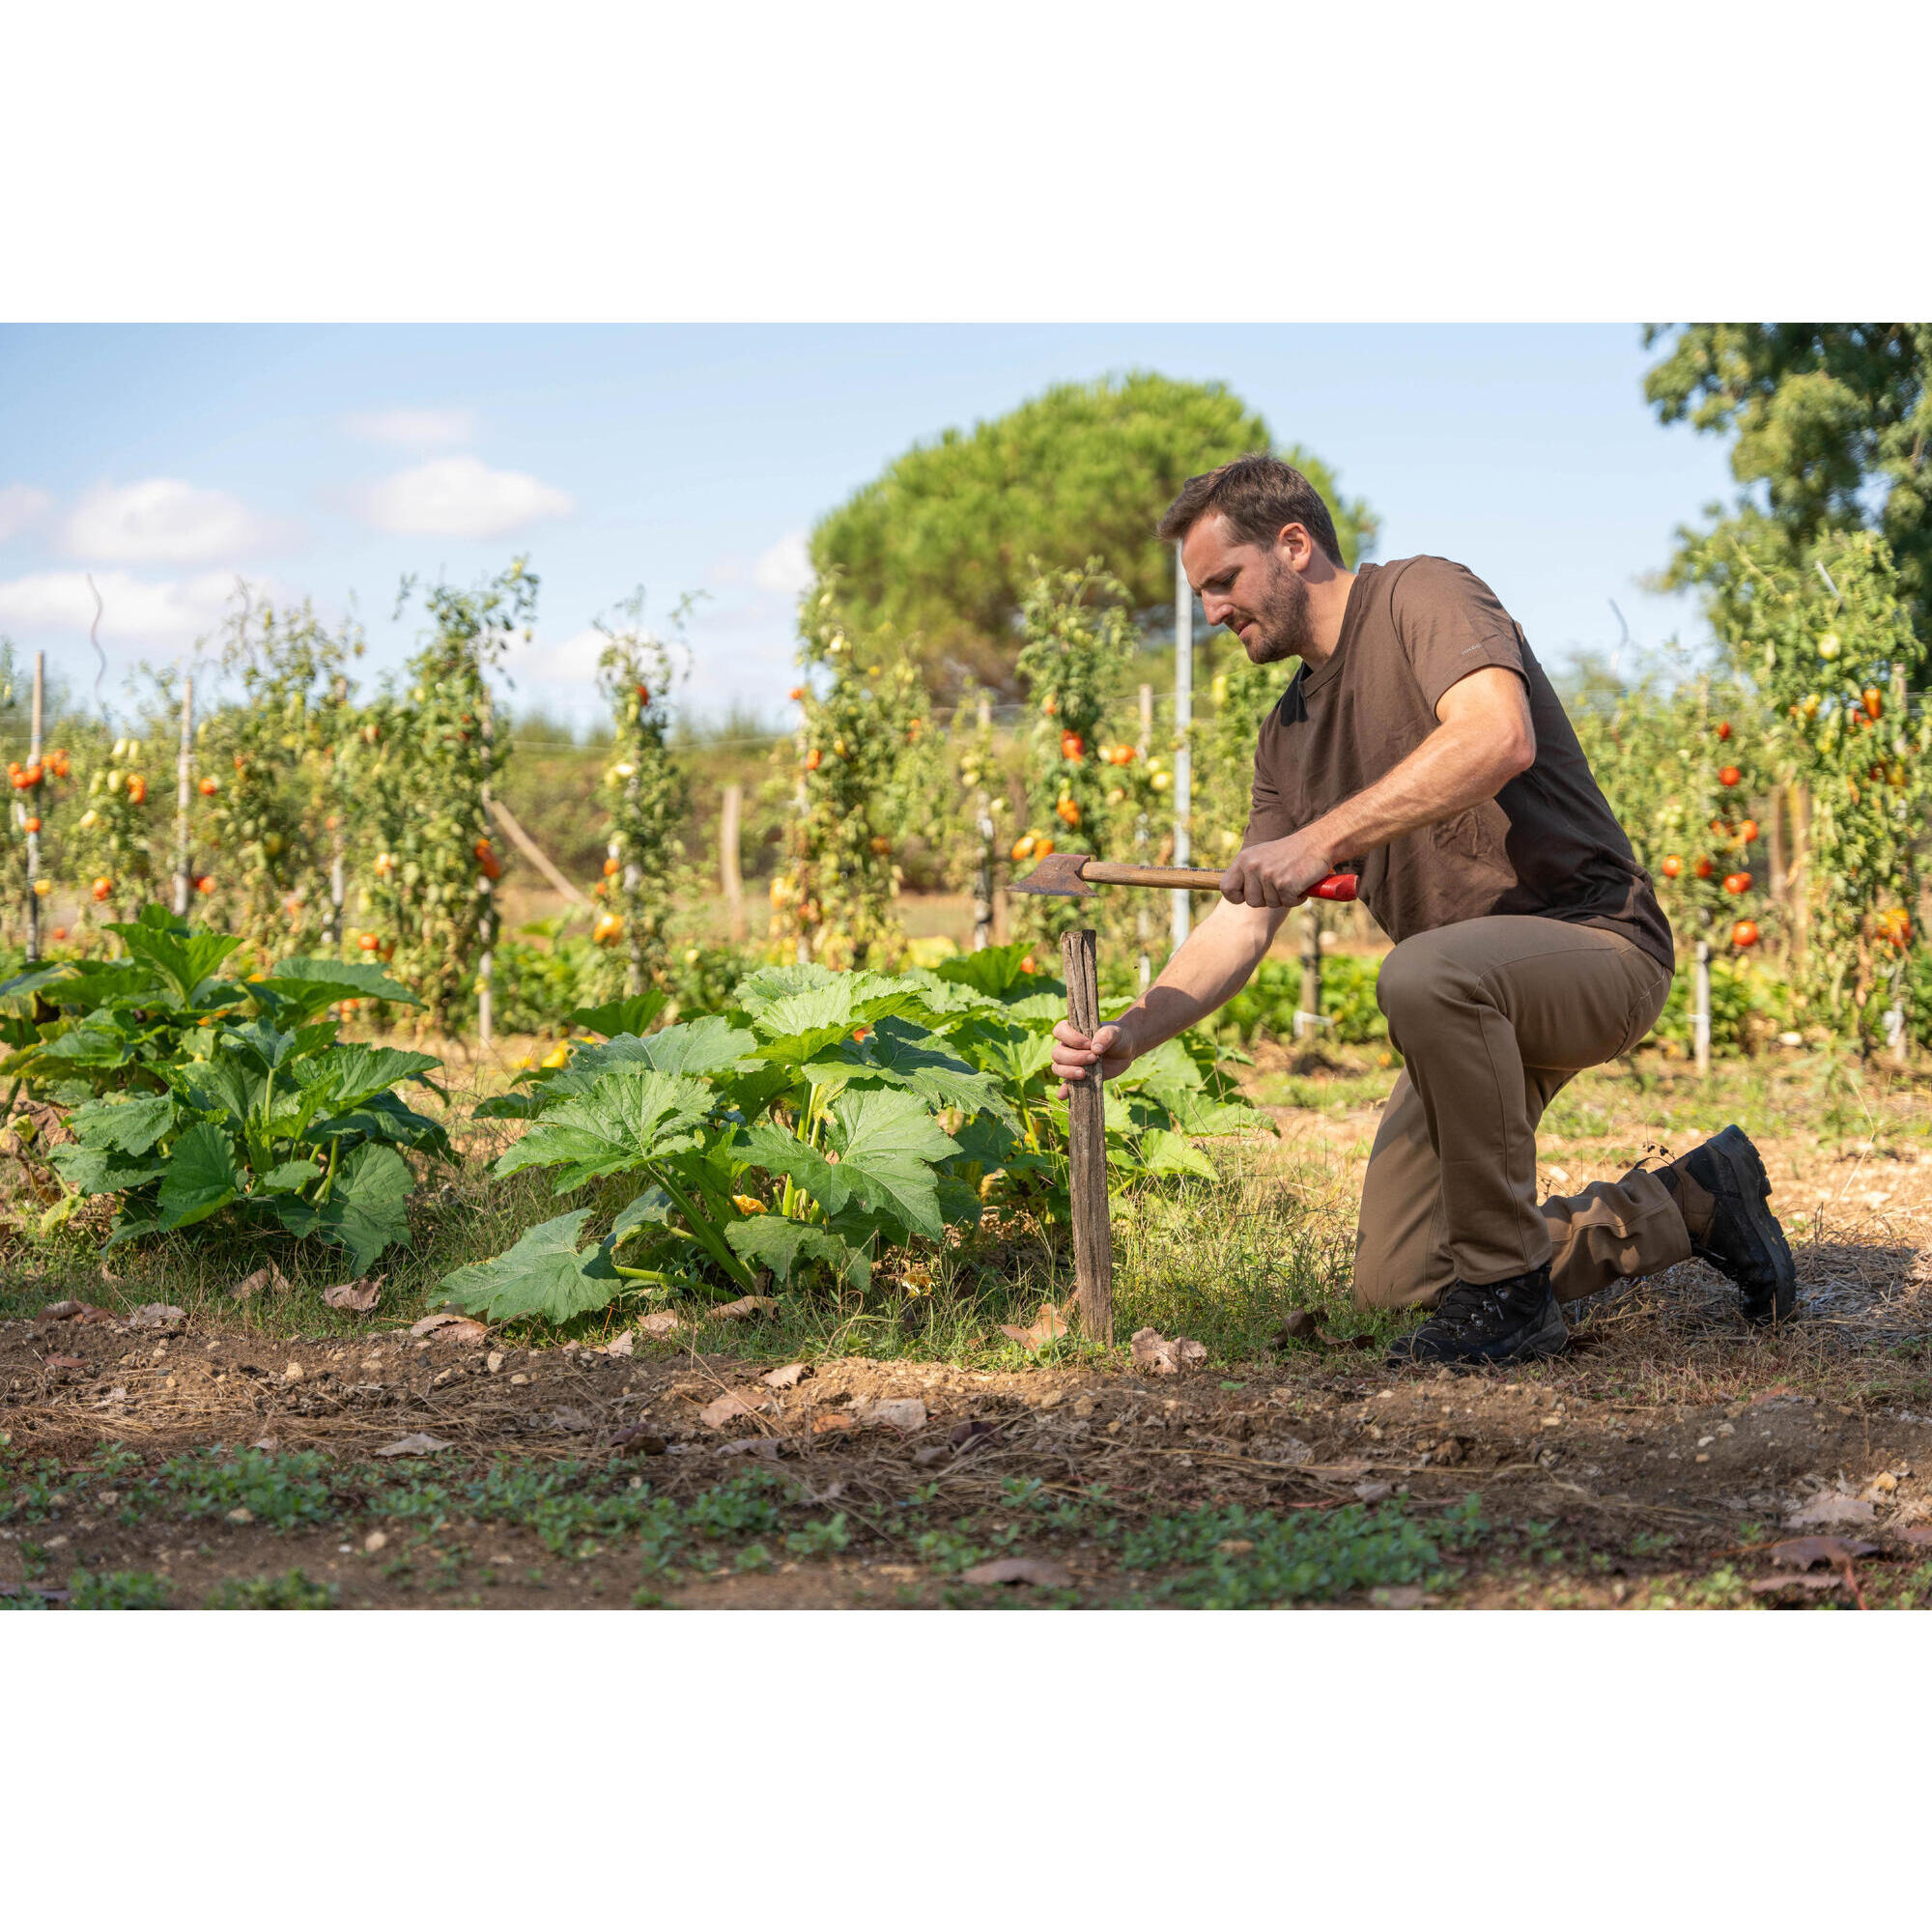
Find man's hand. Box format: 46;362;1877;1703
1051;1017;1138;1095
1218;829;1334;909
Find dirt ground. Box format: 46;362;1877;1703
5;1256;1929;1609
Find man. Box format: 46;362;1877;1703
1049;455;1795;1365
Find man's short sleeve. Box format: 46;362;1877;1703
1242;706;1295;847
1393;556;1527;712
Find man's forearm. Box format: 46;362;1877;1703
1110;900;1284;1058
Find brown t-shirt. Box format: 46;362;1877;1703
1244;556;1674;972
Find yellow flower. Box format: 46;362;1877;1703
731;1194;767;1215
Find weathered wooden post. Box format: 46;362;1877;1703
972;692;993;952
721;781;745;943
476;690;495;1050
173;675;194;916
1692;932;1712;1079
23;652;43;961
1060;925;1114;1344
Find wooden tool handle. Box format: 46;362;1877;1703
1083;862;1358;901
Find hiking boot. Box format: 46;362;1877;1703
1385;1264;1567;1367
1660;1124;1796;1323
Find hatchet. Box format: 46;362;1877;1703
1009;851;1359;901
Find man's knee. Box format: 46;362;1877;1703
1375;933;1473;1037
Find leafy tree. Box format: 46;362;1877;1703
1644;325;1932;647
810;371;1376;695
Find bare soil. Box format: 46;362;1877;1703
6;1263;1929;1608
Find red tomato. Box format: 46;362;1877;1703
1722;871;1752;895
1718;765;1741;788
1716;721;1732;741
1740;818;1759;843
1863;686;1884;720
1731;920;1759;949
1661;855;1682;878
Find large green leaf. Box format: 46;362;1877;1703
261;956;421;1021
69;1093;177;1155
296;1044;443;1114
750;982;939;1067
1135;1128;1218;1181
807;1016;1015;1127
724;1215;864;1287
48;1143;169;1196
825;1088;960;1238
156;1122;243;1231
439;1208;621;1323
544;1017;756;1096
318;1088;454;1160
564;991;668;1039
733;1125;857;1218
106;916;245;1005
493;1068;716;1192
173;1055;267;1125
931;941;1048;998
952;1014;1057;1090
275;1143;412;1272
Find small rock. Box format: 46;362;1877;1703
1130;1327;1207;1376
252;1435;279;1453
961;1557;1073;1589
1071;1396;1095;1420
282;1361;304;1383
1353;1481;1394;1503
486;1350;505;1374
226;1507;255;1524
509;1374;529;1386
1786;1492;1877;1530
867;1397;927;1432
913;1445;949;1467
1216;1539;1255;1556
127;1303;186;1333
363;1530;388;1553
40;1299;84;1321
602;1331;635;1357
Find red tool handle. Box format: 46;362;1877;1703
1309;872;1358;902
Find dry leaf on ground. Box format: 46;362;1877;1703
1750;1572;1847;1596
252;1435;280;1453
1767;1536;1879;1569
231;1265;292;1303
639;1312;682;1339
867;1397;927;1432
40;1300;83;1321
45;1353;88;1371
375;1432;453;1457
1785;1492;1878;1530
1275;1310;1322;1344
961;1557;1073;1589
1130;1327;1207;1376
710;1295;778;1322
610;1423;667;1455
761;1362;809;1389
811;1411;856;1435
126;1303;186;1332
1896;1525;1932;1548
411;1313;487;1345
602;1331;636;1357
322;1279;382;1313
549;1407;597;1435
700;1391;770;1430
999;1301;1070;1350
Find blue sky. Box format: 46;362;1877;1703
0;325;1737;728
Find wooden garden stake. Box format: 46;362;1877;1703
1060;926;1114;1343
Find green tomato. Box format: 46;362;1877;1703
1817;632;1840;660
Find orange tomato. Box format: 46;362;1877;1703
1694;857;1714;880
195;875;215;895
805;748;822;771
357;932;380;952
1731;920;1759;949
603;856;621;876
1722;871;1751;895
1715;721;1732;741
1862;687;1884;720
1010;834;1037;863
1718;765;1741;788
1055;798;1081;827
92;875;113;901
1060;731;1085;761
199;776;219;796
1740;818;1759;843
22;815;40;834
1661;855;1681;878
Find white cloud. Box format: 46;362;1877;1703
0;484;51;543
353;456;574;540
0;568;248;652
344;406;478;448
61;478;289;564
753;529;813;598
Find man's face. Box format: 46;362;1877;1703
1182;514;1313;666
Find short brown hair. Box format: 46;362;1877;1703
1157;453;1345;564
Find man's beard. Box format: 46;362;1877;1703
1237;556;1314;665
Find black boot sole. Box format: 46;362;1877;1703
1693;1125;1797;1323
1385;1293;1569;1368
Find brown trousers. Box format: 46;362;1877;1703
1351;915;1687;1311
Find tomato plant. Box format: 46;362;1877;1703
595;591;694;993
349;561;533;1034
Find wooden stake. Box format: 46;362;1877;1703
972;692;993;952
1060;926;1114;1344
174;675;194;916
477;689;495;1050
721;782;745;942
1693;933;1712;1078
24;653;43;961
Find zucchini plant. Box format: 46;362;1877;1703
443;948;1269;1327
2;905;448;1270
